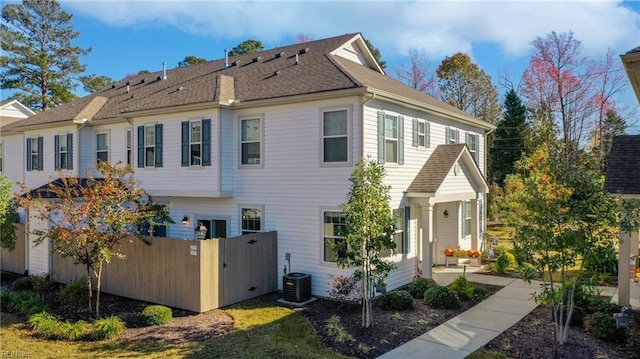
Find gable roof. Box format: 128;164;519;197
2;33;493;132
621;46;640;104
406;144;488;195
605;135;640;195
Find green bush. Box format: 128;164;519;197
4;290;47;316
471;286;489;301
408;277;437;299
59;278;89;307
141;305;172;326
19;295;48;316
494;252;516;273
93;316;124;340
31;273;55;298
379;290;414;311
424;285;461;309
28;312;61;339
627;317;640;354
57;320;87;341
0;290;17;311
12;276;33;292
584;312;625;342
584;241;617;274
450;276;474;300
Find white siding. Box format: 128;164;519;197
435;202;459;265
438;163;476;196
220;109;234;193
333;41;369;67
27;210;50;275
23;125;78;190
2;133;25;193
79;126;93;174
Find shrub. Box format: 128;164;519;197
93;316;124;340
424;285;461;309
57;320;87;341
471;286;489;302
327;274;360;303
31;273;55;298
28;312;61;339
325;315;353;343
19;295;48;316
584;241;617;274
59;278;89;307
584;312;625;342
494;252;516;273
628;317;640;354
379;290;414;311
408;277;437;299
5;291;47;316
12;276;33;292
0;290;17;311
141;305;172;326
450;275;474;300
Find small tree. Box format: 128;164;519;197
334;158;396;328
228;39;264;56
500;149;619;347
0;175;19;250
177;55;207;68
18;162;172;317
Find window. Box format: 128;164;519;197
54;134;73;170
241;118;261;165
377;111;404;164
96;133;109;162
241;207;262;234
462;201;472;236
126;130;132;165
139;204;169;237
323;211;346;262
381;207;409;257
466;133;479;163
412;119;430;148
322;109;348;163
181;119;211;166
27;137;43;171
195;219;227;239
0;142;3;172
137;124;163;168
445;127;459;144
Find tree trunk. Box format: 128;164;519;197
86;263;93;316
95;262;104;318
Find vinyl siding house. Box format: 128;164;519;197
1;33;493;297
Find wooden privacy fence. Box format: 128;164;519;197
0;224;26;274
52;231;277;313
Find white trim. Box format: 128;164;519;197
238;204;264;235
319;104;353;166
319;207;345;266
96;131;110;163
238;114;264;168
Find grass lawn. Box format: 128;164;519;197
0;297;349;359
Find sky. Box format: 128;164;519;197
10;1;640;130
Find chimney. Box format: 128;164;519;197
224;49;229;69
162;61;167;80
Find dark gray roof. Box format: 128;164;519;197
605;135;640;194
627;46;640;54
407;144;466;193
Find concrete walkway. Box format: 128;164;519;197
378;267;541;359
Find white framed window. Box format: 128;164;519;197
466;133;479;163
240;117;261;166
323;211;346;263
26;137;43;171
462;201;472;236
137;124;162;168
55;134;72;170
413;119;430;148
145;125;155;167
446;127;459;144
0;141;3;172
126;129;132;165
240;206;262;234
190;121;202;166
377;111;404;164
96;132;109;162
322;109;349;163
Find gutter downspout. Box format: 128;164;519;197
481;126;495;251
360;92;376;160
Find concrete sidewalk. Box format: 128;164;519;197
377;268;541;359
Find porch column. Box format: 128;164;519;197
618;228;631;306
471;198;479;251
421;203;434;278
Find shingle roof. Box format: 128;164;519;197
627;46;640;54
605;135;640;194
407;144;466;193
3;32;487;132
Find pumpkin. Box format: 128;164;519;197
474;250;482;257
444;248;453;256
467;250;474;257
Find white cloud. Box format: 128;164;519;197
63;0;640;59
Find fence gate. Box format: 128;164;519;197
221;232;277;306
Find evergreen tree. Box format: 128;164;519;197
490;89;527;185
1;0;91;111
228;39;264;56
590;110;626;172
364;39;386;69
79;74;115;93
177;55;207;67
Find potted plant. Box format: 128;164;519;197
375;277;387;294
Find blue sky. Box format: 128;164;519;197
13;1;640;130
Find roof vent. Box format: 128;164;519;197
295;53;299;65
276;52;285;58
299;48;310;54
130;93;136;98
224;49;229;69
232;60;241;66
274;70;281;76
177;86;184;91
141;78;147;84
111;83;117;89
252;56;261;63
162;61;167;80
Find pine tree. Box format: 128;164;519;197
490;89;527;185
1;0;91;111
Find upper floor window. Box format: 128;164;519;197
446;127;459;144
466;133;479;163
182;119;211;167
241;207;262;235
96;132;109;162
54;134;73;170
322;109;348;163
323;211;346;262
26;137;43;171
413;119;430;148
241;118;261;165
0;142;3;172
377;112;404;164
462;201;472;236
126;130;132;166
137;124;163;168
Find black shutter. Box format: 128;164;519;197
154;124;163;167
67;134;73;170
181;121;189;167
26;139;31;171
37;137;43;171
137;126;144;168
54;135;60;170
202;119;211;166
404;206;410;254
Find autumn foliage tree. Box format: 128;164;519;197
18;162;172;317
0;175;19;250
499;148;619;347
334;158;396;328
394;48;437;96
